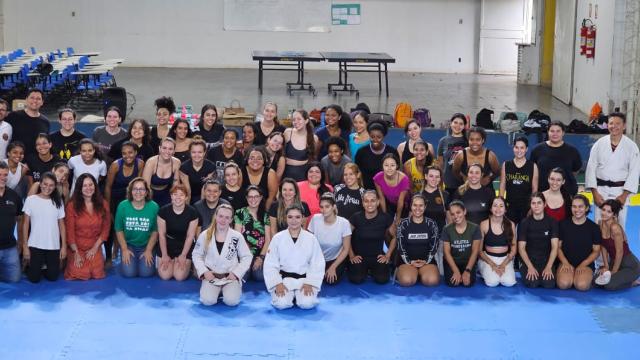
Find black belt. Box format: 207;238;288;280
597;178;626;187
280;270;306;279
212;272;229;279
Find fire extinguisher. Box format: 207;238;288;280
585;24;596;58
580;19;590;55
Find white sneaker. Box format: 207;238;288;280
595;270;611;286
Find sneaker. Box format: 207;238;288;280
595;270;611;286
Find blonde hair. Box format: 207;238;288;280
343;162;363;187
204;203;235;249
223;161;243;187
458;163;483;196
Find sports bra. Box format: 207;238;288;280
484;223;510;248
285;132;308;161
151;158;174;190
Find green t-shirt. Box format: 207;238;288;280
441;222;481;263
114;200;159;247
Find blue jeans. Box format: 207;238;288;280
120;245;155;278
0;246;21;283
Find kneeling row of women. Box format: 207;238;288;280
20;165;639;312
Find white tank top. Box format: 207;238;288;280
3;159;22;190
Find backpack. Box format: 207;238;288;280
567;119;591;134
413;108;432;128
475;108;495;129
497;112;522;133
369;113;394;128
523;110;551;134
393;102;413;128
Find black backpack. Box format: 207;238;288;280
475;108;494;129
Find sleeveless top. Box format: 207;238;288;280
407;157;425;193
545;204;566;222
349;132;370;159
461;149;492;176
269;152;281;172
601;236;631;261
401;141;414;164
111;159;139;205
4;160;22;190
285;136;308;161
504;159;534;210
150;159;174;207
484;222;510;248
173;150;190;163
242;166;270;197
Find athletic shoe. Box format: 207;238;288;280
595;270;611;286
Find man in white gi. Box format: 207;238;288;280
264;204;325;310
586;112;640;228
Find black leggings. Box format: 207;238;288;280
519;261;555;289
443;260;476;287
348;256;390;284
325;258;348;285
27;247;60;283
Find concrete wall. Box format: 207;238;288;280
2;0;483;73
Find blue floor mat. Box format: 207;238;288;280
1;272;639;360
2;207;640;359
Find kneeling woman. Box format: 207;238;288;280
518;192;559;289
114;177;158;278
308;193;352;285
598;199;640;290
442;200;482;287
157;184;200;281
64;174;111;280
396;194;440;287
193;204;252;306
556;194;601;291
348;190;396;284
264;204;326;310
478;197;517;287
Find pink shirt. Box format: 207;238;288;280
373;172;410;205
297;180;334;218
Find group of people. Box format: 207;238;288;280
1;90;639;310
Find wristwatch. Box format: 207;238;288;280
464;268;471;273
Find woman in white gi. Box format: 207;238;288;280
585;112;640;228
264;204;326;310
192;203;252;306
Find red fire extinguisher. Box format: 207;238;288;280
580;19;589;55
585;24;596;58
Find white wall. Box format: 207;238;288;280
571;0;615;113
2;0;482;73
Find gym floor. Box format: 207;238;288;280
53;67;585;125
1;205;638;359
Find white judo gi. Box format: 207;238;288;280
585;134;640;228
192;228;252;306
263;229;326;310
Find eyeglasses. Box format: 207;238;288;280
132;188;147;193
